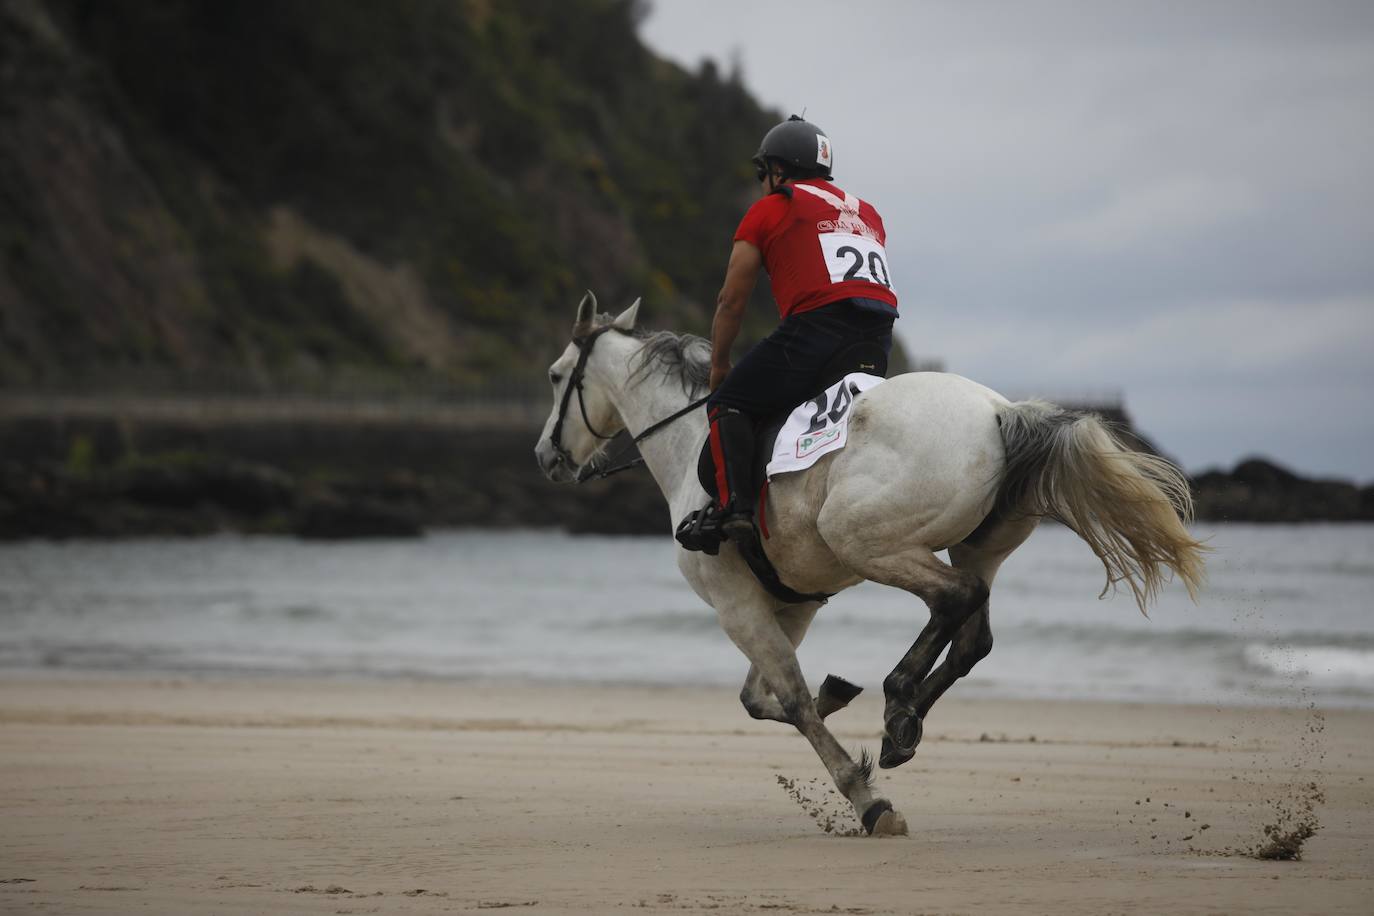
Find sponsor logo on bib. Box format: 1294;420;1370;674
797;184;877;240
796;425;842;458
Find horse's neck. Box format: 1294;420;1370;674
605;366;705;507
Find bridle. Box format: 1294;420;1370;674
547;325;709;483
547;326;617;471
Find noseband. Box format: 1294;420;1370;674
547;326;709;483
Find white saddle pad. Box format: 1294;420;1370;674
766;373;886;478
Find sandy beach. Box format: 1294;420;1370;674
1;676;1370;915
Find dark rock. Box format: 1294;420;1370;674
200;462;296;514
106;456;295;515
114;464;205;509
4;411;1367;538
290;497;422;539
1231;458;1302;491
1191;457;1368;522
327;469;430;503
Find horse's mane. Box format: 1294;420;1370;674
630;329;711;396
580;312;711;397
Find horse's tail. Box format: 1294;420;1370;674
992;400;1207;614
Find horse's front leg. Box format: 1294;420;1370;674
716;597;906;836
742;665;864;723
738;601;821;723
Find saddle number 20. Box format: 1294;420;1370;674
806;382;858;434
819;233;895;292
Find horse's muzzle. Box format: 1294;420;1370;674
534;443;577;483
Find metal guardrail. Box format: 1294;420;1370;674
0;370;557;426
0;389;553;429
1;369;548;401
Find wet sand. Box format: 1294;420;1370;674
1;676;1371;914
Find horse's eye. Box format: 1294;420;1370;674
549;372;563;385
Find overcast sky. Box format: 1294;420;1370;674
640;0;1374;481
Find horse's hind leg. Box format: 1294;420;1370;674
717;596;906;836
831;546;989;769
910;519;1037;721
912;602;991;721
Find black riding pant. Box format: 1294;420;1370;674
707;299;895;420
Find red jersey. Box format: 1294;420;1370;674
733;179;899;319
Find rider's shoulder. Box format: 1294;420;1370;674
744;191;791;219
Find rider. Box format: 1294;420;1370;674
698;115;900;543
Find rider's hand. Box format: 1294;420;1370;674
710;363;731;391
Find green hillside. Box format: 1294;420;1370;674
0;0;784;387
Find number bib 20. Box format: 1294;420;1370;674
765;372;888;478
818;233;895;293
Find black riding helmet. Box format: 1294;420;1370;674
752;114;834;180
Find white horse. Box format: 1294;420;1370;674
535;293;1206;837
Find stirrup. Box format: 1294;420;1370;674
675;503;725;555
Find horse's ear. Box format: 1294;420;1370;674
574;289;598;329
611;298;640;332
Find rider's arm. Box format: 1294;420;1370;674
710;239;763;390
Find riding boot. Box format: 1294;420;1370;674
708;406;757;541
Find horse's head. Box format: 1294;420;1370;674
534;290;640;482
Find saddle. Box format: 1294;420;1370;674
694;340;888;505
677;340;888;603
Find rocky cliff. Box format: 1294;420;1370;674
1;0;785;387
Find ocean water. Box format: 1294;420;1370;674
0;524;1371;708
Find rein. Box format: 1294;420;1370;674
548;326;709;484
576;393;710;483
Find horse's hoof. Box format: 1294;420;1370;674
878;736;915;769
815;674;863;719
861;799;908;837
879;715;923;768
872;809;909;837
894;714;923;750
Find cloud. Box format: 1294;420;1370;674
1127;377;1374;480
904;296;1374;384
898;296;1374;478
1032;177;1259;253
1053;297;1374;378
